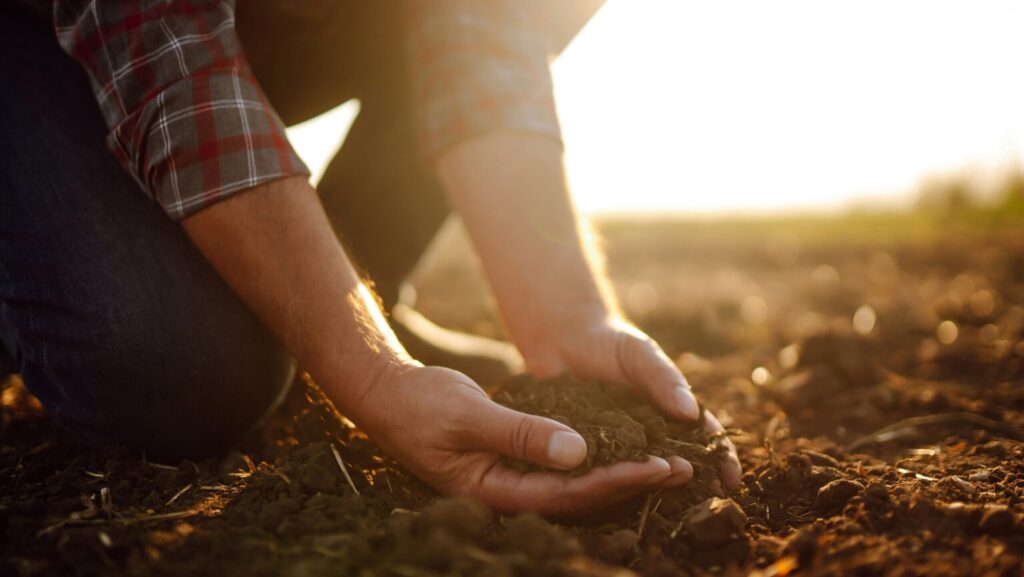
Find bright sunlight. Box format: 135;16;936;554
287;0;1024;215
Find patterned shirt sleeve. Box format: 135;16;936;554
406;1;564;164
53;1;309;220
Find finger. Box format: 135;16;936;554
617;333;700;421
663;456;694;488
523;351;568;380
473;456;673;515
466;401;588;470
705;412;742;491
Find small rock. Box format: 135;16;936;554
814;479;863;510
682;497;748;546
940;475;976;495
967;469;991;483
979;505;1014;534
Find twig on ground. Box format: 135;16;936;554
99;487;113;516
669;516;686;540
265;465;291;485
331;443;360;495
846;412;1024;451
165;483;192;507
637;492;656;538
36;508;200;538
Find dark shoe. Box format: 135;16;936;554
391;303;523;387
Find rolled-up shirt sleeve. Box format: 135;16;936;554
53;1;308;220
406;1;564;164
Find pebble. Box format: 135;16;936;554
814;479;864;510
940;475;977;495
682;497;748;546
967;470;991;483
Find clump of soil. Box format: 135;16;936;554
494;375;728;487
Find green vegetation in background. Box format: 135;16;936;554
595;167;1024;244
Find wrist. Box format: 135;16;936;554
319;346;421;422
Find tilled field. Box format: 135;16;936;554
2;218;1023;577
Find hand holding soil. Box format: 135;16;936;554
511;314;742;490
495;374;734;497
337;303;739;515
342;363;718;515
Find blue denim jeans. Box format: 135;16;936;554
0;6;302;460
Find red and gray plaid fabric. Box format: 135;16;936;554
407;1;562;162
47;1;562;220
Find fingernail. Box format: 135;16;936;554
646;457;673;480
668;456;694;479
665;456;694;487
722;457;742;491
548;431;587;469
673;386;700;420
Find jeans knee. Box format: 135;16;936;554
20;289;295;460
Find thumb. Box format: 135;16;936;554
469;402;589;470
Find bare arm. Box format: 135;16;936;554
182;176;407;414
438;133;742;489
180;176;678;513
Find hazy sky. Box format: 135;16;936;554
287;0;1024;215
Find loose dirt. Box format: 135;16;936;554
2;220;1024;577
494;374;729;497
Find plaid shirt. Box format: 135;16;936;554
48;1;562;220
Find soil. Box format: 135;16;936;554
494;375;729;495
3;218;1024;577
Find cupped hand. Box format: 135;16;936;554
347;364;691;514
518;313;742;491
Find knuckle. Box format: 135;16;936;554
445;382;491;432
615;333;643;383
617;332;673;391
505;415;535;460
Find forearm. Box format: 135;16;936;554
181;176;413;414
437;133;618;363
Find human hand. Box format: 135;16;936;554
516;311;742;491
346;363;691;514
